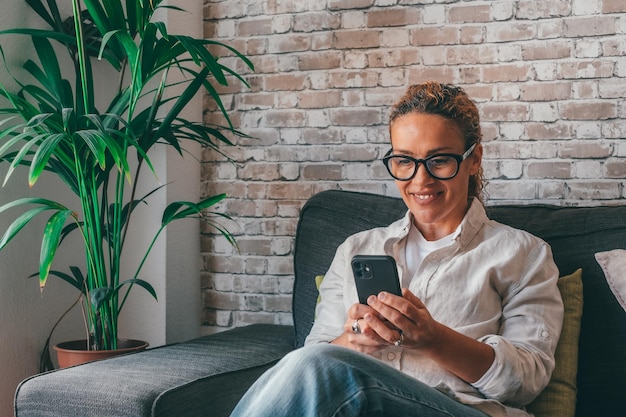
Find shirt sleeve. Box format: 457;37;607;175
304;242;351;345
471;242;564;406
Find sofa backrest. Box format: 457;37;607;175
293;189;626;417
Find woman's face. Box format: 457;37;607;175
389;112;482;241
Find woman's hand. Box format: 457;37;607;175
366;288;443;350
330;302;396;354
369;288;496;383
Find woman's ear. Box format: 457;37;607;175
469;143;483;175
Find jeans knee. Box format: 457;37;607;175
281;343;343;370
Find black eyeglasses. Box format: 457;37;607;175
382;143;477;181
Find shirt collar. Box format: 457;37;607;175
392;198;488;248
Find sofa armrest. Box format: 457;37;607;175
15;324;295;417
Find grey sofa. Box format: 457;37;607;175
14;190;626;417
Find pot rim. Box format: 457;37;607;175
53;338;149;353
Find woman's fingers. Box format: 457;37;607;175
339;303;389;352
362;312;404;345
367;290;440;349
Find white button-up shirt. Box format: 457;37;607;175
305;199;564;417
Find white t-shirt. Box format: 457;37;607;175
403;223;458;288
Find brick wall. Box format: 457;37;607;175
200;0;626;334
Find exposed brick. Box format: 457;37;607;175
411;26;459;46
297;90;342;108
565;181;622;199
527;161;572;178
407;66;456;84
447;45;497;65
293;12;341;32
237;163;281;181
206;2;244;19
530;102;559;122
486;181;536;200
559;141;612;158
603;0;626;13
599;80;626;99
563;16;617;37
329;70;379;88
331;145;378;162
537;181;566;199
602;38;626;57
330;108;382;126
238;18;273;36
328;0;374;11
311;32;334;50
480;102;530;121
482;63;533;82
603;121;626;138
268;34;311;53
423;5;445;24
367;49;420;68
262;109;307;127
448;4;491;23
238;92;275;109
298;51;342;70
526;122;573;140
367;8;421;27
574;160;603;179
485;22;536;43
558;60;615;79
460;26;486;44
267;182;315;199
334;30;380;49
516;0;572;20
521;82;572;101
264;74;308;91
605;159;626;178
537;20;565;39
381;28;410;48
559;101;617;120
522;40;572;60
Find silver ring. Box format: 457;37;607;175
393;332;404;347
352;319;361;334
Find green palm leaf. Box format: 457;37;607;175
0;206;50;251
39;209;74;288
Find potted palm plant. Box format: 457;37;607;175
0;0;251;368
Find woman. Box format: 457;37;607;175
230;82;564;417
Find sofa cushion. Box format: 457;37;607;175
527;269;583;417
15;324;295;417
595;249;626;313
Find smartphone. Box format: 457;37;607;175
351;255;402;304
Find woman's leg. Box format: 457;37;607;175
230;343;488;417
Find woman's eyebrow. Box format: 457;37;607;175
391;146;455;156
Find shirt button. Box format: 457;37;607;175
541;330;549;338
387;352;396;361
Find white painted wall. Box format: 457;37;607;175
0;2;203;415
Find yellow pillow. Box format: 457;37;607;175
527;268;583;417
315;274;324;305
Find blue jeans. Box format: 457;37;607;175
230;344;490;417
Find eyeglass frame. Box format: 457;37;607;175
382;143;477;181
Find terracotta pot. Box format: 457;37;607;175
53;339;149;368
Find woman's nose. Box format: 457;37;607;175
411;163;435;184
